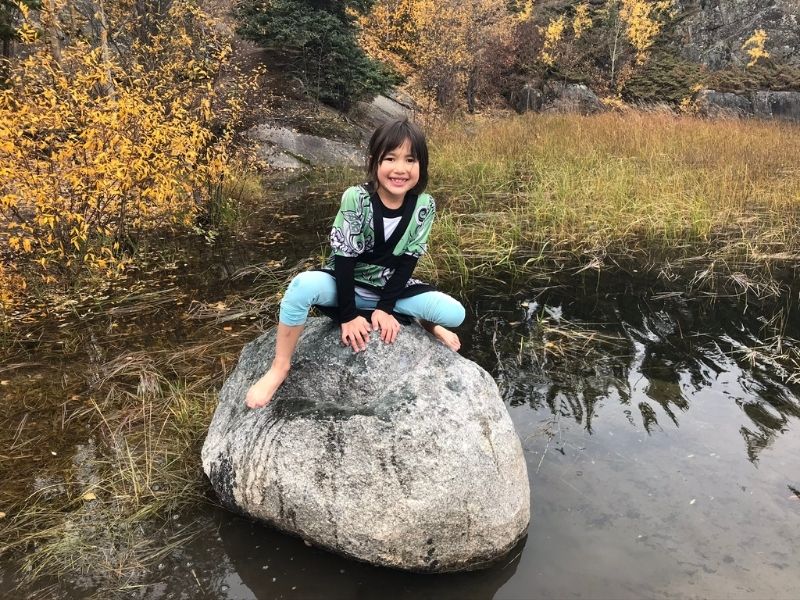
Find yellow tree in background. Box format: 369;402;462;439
540;15;566;66
359;0;513;110
572;3;592;39
601;0;673;86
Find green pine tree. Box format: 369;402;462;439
237;0;397;110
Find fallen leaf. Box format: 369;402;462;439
82;492;97;501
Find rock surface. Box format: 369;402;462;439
542;82;605;115
675;0;799;69
201;318;530;572
353;92;417;132
511;82;604;115
249;124;363;169
695;88;800;119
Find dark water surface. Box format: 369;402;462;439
2;186;800;599
142;286;800;600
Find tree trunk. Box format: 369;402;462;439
46;0;62;65
95;0;116;98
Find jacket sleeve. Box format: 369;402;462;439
330;187;370;258
329;187;368;322
334;255;359;322
403;194;435;258
376;254;419;314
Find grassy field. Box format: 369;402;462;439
317;112;800;286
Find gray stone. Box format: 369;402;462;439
542;83;604;115
353;92;417;133
248;125;363;169
695;88;800;120
511;82;603;115
753;90;800;119
695;89;754;117
201;318;530;572
674;0;799;69
510;83;544;113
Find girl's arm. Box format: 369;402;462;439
375;254;418;314
333;255;358;322
330;187;372;351
375;195;434;313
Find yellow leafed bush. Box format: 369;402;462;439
0;0;240;299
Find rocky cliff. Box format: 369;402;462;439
674;0;799;69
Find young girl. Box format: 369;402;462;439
245;119;465;409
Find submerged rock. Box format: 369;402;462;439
201;318;530;572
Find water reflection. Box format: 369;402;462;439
207;511;524;600
470;286;800;464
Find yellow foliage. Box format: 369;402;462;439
742;29;770;67
540;15;566;67
517;0;534;22
0;0;249;296
619;0;672;63
360;0;514;108
0;263;27;314
572;3;592;39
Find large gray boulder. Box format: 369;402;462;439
201;318;530;572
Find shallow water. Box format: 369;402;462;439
130;285;800;600
2;186;800;599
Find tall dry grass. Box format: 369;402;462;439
315;113;800;284
425;113;800;281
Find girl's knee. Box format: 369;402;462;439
280;271;334;325
442;297;466;328
423;293;465;328
286;271;319;294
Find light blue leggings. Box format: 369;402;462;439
279;271;466;328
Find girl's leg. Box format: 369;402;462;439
393;292;466;351
246;272;338;409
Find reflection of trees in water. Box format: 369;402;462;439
478;292;800;463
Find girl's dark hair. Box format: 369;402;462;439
366;118;429;194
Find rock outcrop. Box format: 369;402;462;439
675;0;799;70
201;318;530;572
248;125;363;169
695;88;800;119
512;82;604;115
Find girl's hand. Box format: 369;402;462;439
341;316;371;352
371;310;401;344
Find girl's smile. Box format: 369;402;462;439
376;138;420;207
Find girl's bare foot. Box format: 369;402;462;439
245;365;290;409
430;324;461;352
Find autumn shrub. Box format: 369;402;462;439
621;50;704;103
359;0;518;111
0;0;249;304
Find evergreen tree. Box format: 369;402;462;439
237;0;397;110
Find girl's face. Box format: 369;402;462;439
375;138;420;205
